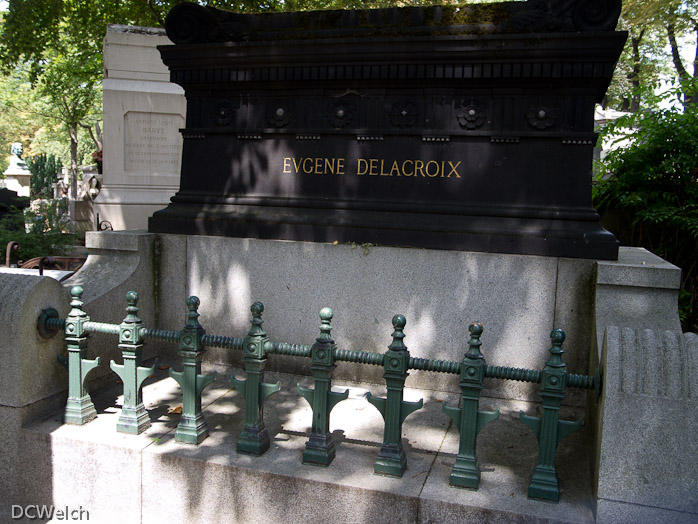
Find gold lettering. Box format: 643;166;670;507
426;160;440;177
390;161;400;177
284;156;461;179
447;161;462;178
303;158;313;174
357;159;367;175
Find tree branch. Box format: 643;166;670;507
78;121;102;151
147;0;165;27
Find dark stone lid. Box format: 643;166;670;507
165;0;622;45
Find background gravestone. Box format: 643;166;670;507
96;25;185;231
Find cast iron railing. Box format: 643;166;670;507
38;286;600;503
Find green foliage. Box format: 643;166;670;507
594;93;698;331
25;197;71;234
0;206;78;265
0;62;44;171
26;153;62;199
603;0;697;112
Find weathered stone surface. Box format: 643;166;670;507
65;230;159;375
185;235;571;399
593;327;698;522
0;274;68;407
593;247;682;353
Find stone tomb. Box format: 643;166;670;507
149;1;626;260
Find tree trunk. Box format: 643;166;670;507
667;23;695;105
69;122;78;201
630;32;643;112
622;29;645;113
69;122;79;224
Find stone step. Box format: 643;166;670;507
16;365;594;524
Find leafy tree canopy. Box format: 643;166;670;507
605;0;698;111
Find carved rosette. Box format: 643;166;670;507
526;106;558;130
572;0;622;32
389;99;418;128
211;100;236;127
266;102;292;128
326;99;355;128
455;99;487;129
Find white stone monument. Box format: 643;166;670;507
3;142;31;197
95;25;186;230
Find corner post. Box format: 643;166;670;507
231;302;280;456
442;322;499;489
170;296;215;444
110;291;155;434
367;314;423;477
297;307;349;466
519;329;582;502
63;286;99;425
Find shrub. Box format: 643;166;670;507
26;153;63;200
0;206;80;266
594;101;698;332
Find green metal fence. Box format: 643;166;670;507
39;286;599;503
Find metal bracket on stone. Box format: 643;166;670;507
518;329;583;502
169;296;215;445
230;302;281;456
63;286;100;425
366;314;424;477
442;322;500;489
296;307;349;466
110;291;155;435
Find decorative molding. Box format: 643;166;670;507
562;138;595;146
526;106;558;130
455;99;487;129
172;61;616;85
211;100;236;127
326;99;355;129
389;99;418;128
266;102;292;128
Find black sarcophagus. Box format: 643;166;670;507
149;1;626;260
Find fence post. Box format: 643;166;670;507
110;291;155;434
297;307;349;466
63;286;99;425
231;302;280;455
519;329;582;501
367;314;423;477
170;296;215;444
442;322;499;489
